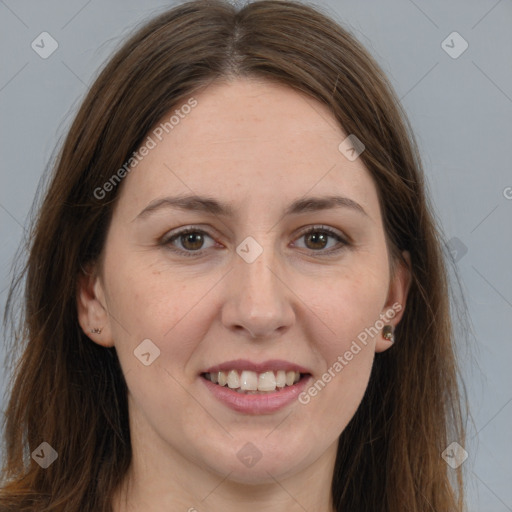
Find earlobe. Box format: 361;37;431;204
375;250;412;353
76;263;114;347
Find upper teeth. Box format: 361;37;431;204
206;370;301;392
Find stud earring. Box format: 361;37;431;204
90;327;103;334
382;324;395;343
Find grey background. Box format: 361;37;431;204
0;0;511;510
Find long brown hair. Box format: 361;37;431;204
0;1;467;510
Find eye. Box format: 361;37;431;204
162;227;217;256
292;225;348;254
161;224;349;258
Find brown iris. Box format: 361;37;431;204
180;232;204;251
304;231;328;250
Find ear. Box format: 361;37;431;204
375;250;412;353
76;262;114;347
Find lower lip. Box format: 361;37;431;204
201;375;312;414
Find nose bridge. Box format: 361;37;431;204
222;233;294;337
236;234;280;305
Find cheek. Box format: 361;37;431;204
301;259;389;353
293;260;388;425
103;259;215;429
103;249;224;375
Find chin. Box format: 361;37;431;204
194;432;315;484
210;454;307;485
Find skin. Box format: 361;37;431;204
77;77;411;512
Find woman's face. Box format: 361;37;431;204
79;78;410;486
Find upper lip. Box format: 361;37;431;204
202;359;311;375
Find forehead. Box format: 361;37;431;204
115;78;381;223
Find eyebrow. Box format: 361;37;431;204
133;194;368;221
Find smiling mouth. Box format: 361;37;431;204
202;370;310;394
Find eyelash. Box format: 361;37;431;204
160;225;349;258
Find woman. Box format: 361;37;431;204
0;0;467;510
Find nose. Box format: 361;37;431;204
221;244;296;339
